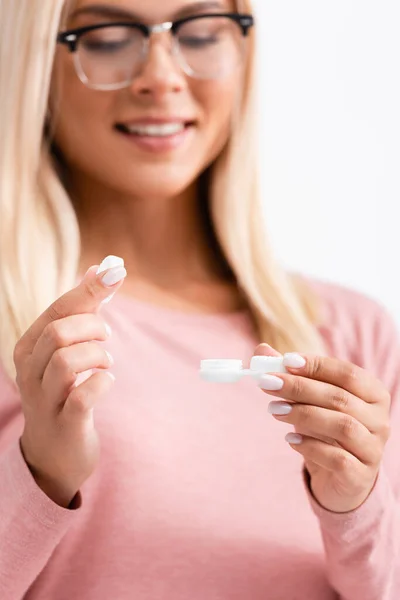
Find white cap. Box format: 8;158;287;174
199;357;287;384
250;356;287;374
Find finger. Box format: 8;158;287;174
16;257;126;357
285;433;365;479
282;353;388;405
254;343;282;358
62;370;115;420
261;373;381;433
42;342;113;408
30;314;111;381
271;402;379;464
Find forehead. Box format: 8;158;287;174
66;0;238;24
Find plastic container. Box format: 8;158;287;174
199;356;287;383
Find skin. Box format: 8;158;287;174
51;0;245;314
18;0;248;508
16;0;392;513
256;343;391;513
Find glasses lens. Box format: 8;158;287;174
176;16;244;79
76;26;144;89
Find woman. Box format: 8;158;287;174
0;0;399;598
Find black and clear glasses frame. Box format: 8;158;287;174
57;13;255;91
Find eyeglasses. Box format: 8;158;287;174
57;13;254;91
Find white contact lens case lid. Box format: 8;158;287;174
199;356;287;383
96;255;124;274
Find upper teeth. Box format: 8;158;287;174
125;123;186;136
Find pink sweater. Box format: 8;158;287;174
1;278;399;599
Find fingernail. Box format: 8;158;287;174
283;353;306;369
105;323;112;337
268;401;292;415
97;255;124;274
102;293;115;305
105;351;114;366
74;369;93;387
101;266;127;287
259;374;284;391
106;372;116;382
285;433;303;445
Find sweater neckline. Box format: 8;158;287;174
107;291;252;325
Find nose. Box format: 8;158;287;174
128;34;187;100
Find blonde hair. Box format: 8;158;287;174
0;0;325;379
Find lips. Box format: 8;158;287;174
114;119;195;153
115;120;196;138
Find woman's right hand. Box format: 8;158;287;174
14;262;127;508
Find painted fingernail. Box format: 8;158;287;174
106;372;116;382
105;351;114;366
74;369;93;387
283;353;306;369
101;266;127;287
259;375;284;391
97;255;124;274
105;323;112;337
285;433;303;445
102;293;115;305
268;401;292;415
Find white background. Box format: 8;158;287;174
253;0;400;323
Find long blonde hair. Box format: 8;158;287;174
0;0;325;379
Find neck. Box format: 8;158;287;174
71;172;229;289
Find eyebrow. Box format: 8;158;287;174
70;2;227;22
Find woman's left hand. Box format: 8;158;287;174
257;345;392;513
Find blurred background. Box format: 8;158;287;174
253;0;400;322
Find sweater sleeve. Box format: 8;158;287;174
0;369;81;600
304;300;400;600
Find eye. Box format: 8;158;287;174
82;39;131;54
79;26;141;55
177;17;232;51
178;35;219;49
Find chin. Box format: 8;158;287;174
115;165;201;200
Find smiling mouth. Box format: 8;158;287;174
115;122;196;138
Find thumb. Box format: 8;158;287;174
72;255;127;310
19;256;126;356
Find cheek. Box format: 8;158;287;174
49;58;242;197
196;78;240;156
50;58;105;162
51;88;112;165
